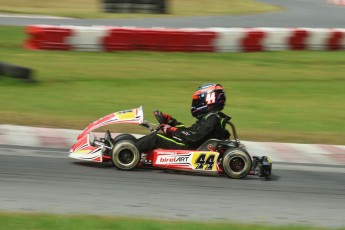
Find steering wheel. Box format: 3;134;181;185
153;110;166;125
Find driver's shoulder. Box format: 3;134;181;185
203;112;231;122
203;112;222;120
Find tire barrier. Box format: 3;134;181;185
24;25;345;52
0;62;34;81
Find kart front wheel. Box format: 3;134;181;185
111;140;140;170
222;148;252;179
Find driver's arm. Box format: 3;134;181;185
171;114;218;144
169;117;185;128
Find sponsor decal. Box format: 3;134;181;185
117;109;136;120
155;153;191;165
181;131;191;136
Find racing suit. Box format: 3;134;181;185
135;112;231;153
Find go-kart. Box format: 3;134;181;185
69;106;272;179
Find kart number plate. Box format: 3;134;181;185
191;152;219;171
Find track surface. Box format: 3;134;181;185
0;145;345;227
0;0;344;28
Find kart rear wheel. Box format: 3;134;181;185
222;148;252;179
111;140;140;170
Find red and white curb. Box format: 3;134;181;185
327;0;345;5
0;124;344;165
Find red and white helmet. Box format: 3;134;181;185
191;83;226;118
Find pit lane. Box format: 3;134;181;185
0;145;344;227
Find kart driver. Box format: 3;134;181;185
135;83;231;153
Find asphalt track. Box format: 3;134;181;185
1;0;345;227
0;0;345;28
1;145;345;227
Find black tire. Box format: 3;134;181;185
0;62;33;81
111;140;140;170
113;134;137;144
222;148;252;179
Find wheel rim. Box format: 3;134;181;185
118;149;134;164
229;157;245;172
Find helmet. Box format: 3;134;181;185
191;83;226;118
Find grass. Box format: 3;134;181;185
0;26;345;145
0;0;282;18
0;212;339;230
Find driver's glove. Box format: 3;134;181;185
161;124;177;136
161;113;172;124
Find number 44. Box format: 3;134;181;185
195;154;215;170
205;92;215;104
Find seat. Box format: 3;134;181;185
196;139;221;151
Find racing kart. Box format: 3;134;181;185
69;106;272;179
